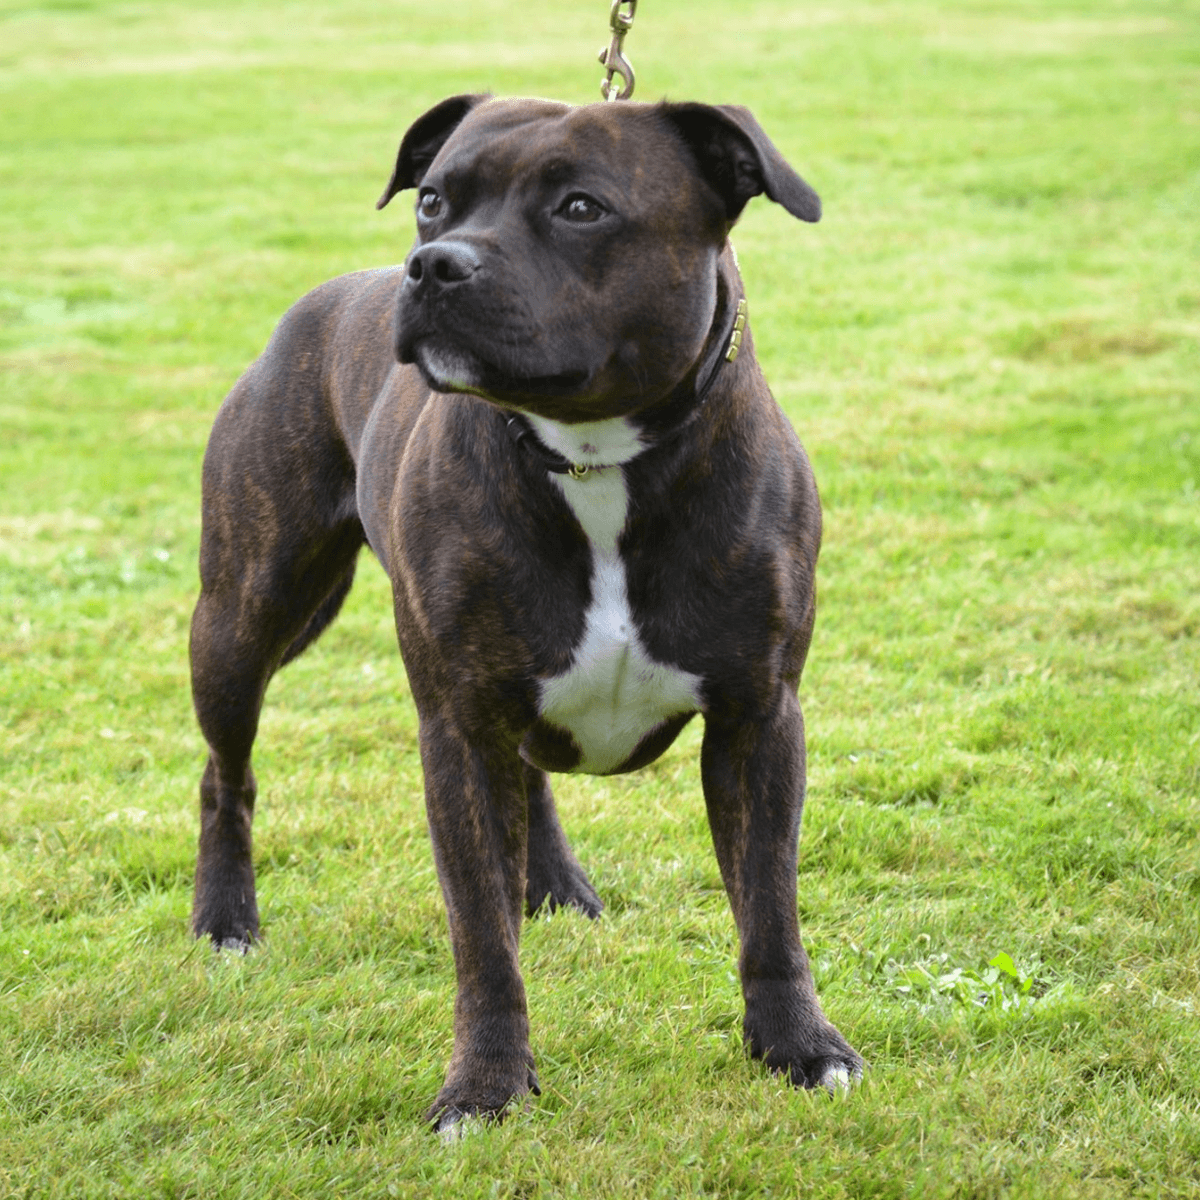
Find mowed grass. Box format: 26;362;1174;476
2;0;1199;1195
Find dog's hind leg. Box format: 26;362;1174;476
523;763;602;918
189;377;364;949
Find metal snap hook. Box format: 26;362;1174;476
599;0;637;101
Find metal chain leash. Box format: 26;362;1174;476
598;0;636;101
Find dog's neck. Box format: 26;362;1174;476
505;255;746;479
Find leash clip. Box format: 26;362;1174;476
567;462;592;480
599;0;636;101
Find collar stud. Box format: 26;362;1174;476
725;298;748;363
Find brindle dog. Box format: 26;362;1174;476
190;95;863;1130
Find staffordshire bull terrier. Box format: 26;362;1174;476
190;94;863;1130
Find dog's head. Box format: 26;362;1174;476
378;96;820;424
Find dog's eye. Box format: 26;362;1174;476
417;190;444;222
558;194;606;224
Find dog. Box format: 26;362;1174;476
189;94;863;1130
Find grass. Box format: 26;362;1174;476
2;0;1199;1195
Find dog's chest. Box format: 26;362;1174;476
532;467;703;776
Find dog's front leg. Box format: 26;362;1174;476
701;688;863;1090
418;711;539;1130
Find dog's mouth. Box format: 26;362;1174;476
409;342;482;394
407;337;591;405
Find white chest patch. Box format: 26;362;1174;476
535;421;704;775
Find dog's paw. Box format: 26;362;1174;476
435;1109;488;1143
426;1060;540;1135
817;1061;858;1094
192;887;258;950
761;1040;864;1093
525;862;603;920
192;911;257;952
743;996;864;1093
212;934;255;955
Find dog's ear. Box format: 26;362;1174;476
376;94;492;210
659;102;821;225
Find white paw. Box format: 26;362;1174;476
437;1112;487;1145
819;1064;854;1094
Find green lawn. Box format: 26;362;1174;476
2;0;1199;1196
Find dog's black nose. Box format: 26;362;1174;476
405;241;482;288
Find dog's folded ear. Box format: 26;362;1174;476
659;102;821;225
377;94;492;210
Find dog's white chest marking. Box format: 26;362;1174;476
534;419;703;775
